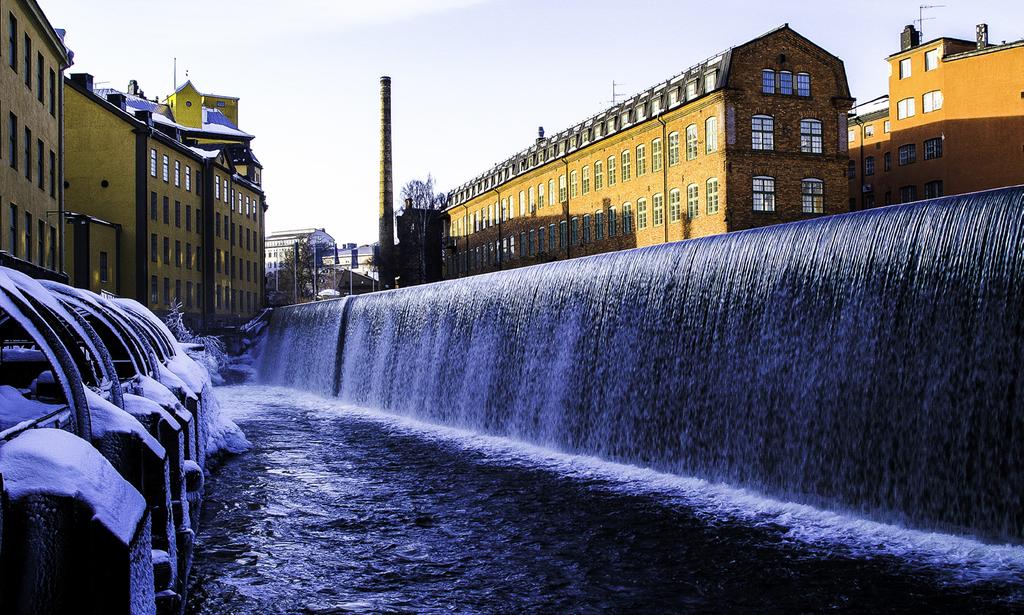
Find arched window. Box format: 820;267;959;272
636;144;647;175
800;119;823;153
706;178;719;214
608;206;618;237
802;178;824;213
705;116;718;153
582;166;590;194
752;115;774;150
621;150;631;181
636;198;648;229
652;193;665;226
570;170;578;198
686;124;698;160
668;131;680;165
607;156;617;186
622;202;633;234
668;188;681;223
753;176;776;211
595;210;605;240
796;72;811;96
761;69;776;94
686;183;699;219
594;161;604;190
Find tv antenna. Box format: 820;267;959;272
609;80;626;105
917;4;945;39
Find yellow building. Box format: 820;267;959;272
848;24;1024;208
443;25;854;278
0;0;71;280
64;74;266;329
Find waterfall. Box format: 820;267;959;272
259;187;1024;543
257;299;346;397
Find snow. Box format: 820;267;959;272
0;385;63;429
86;388;165;460
121;393;178;429
0;428;147;544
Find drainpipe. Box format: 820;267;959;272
657;113;669;245
491;188;501;270
562;158;570;259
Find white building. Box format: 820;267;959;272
264;228;335;273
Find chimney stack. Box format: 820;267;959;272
977;23;989;49
378;76;396;289
901;24;920;51
69;73;94;91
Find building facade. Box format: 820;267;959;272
848;24;1024;209
0;1;71;281
442;25;853;278
64;75;266;329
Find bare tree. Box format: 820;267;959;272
400;175;448;213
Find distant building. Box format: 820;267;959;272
396;205;443;287
848;24;1024;208
0;1;72;282
321;242;378;280
265;228;335;273
64;75;266;329
442;25;854;279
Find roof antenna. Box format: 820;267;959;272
173;57;177;90
916;4;945;40
609;80;626;105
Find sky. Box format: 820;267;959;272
42;0;1022;245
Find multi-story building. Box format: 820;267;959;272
442;25;854;278
265;228;335;274
64;75;266;329
0;1;71;280
848;24;1024;209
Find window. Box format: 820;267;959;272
36;52;43;102
150;192;157;220
884;152;892;171
185;166;192;191
594;161;603;190
49;150;55;197
8;14;16;71
800;119;823;153
164;278;170;305
151;276;158;305
24;213;31;263
865;156;875;176
864;124;875;138
706;178;719;214
623;202;634;233
559;175;567;203
900;185;918;203
559;221;566;249
174;201;181;227
761;69;775;94
595;210;604;240
150;149;157;176
899;58;912;79
175;240;182;267
549;224;557;251
705;116;718;153
7;113;16;169
923;90;943;113
186;243;192;269
548;179;555;205
897;97;915;119
620;151;631;181
607;156;616;186
49;69;55;116
582;166;590;194
925;48;939;71
637;198;648;229
753;176;776;211
704;70;717;92
801;179;824;213
924;180;944;199
150;233;158;262
23;127;30;180
685;80;697;100
652;193;664;226
36;140;43;189
687;184;700;219
636;144;647;175
7;204;16;256
847;160;856;178
668;188;681;222
529;188;536;213
581;215;590;244
652;138;663;171
608;207;618;237
668;132;680;165
174;160;181;186
163;237;170;264
796;73;811;96
163;196;170;223
924;137;943;160
215;176;220;199
37;220;44;268
685;124;698;160
752;115;774;150
898;143;917;165
537;227;545;253
23;34;30;87
779;71;793;95
884;120;891;133
570;171;578;198
848;129;856;144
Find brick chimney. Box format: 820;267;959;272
901;25;920;51
976;23;989;49
69;72;93;91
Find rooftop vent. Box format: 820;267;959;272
977;23;989;49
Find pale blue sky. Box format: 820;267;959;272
43;0;1021;244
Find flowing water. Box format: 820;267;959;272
187;386;1024;613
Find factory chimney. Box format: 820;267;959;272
378;76;396;289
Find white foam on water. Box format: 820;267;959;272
221;385;1024;588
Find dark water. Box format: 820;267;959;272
187;386;1024;614
259;188;1024;543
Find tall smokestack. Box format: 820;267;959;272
379;76;396;289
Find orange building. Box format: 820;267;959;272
443;26;854;278
848;24;1024;209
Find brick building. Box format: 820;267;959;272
442;25;854;278
848;24;1024;209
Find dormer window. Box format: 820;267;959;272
686;80;698;100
